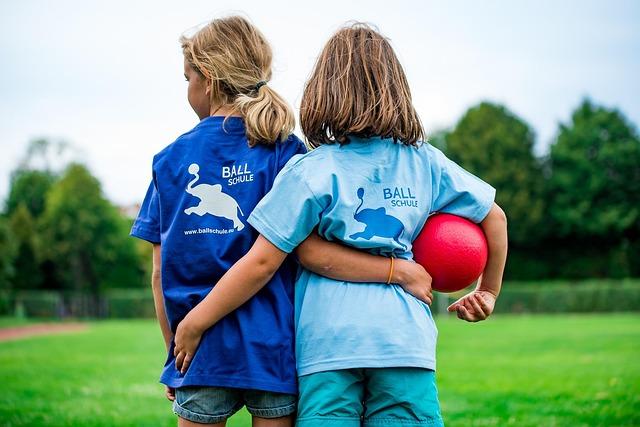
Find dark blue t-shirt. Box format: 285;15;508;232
131;116;306;393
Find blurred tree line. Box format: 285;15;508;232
0;97;638;303
0;140;150;314
441;99;640;279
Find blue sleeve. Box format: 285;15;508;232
248;165;327;253
130;179;161;244
429;147;496;223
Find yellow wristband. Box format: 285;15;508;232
386;257;395;284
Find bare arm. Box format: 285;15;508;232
152;244;176;401
296;233;433;303
174;235;288;372
448;203;508;321
477;203;508;296
151;244;172;351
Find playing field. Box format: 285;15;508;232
1;314;638;426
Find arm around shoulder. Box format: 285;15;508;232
173;235;289;372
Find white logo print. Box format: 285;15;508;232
184;163;245;231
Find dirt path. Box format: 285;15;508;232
0;323;88;342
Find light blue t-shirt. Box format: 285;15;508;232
248;136;496;376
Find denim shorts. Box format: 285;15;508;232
297;367;443;427
173;386;297;424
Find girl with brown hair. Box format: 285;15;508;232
172;22;507;427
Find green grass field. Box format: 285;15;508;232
0;317;36;328
1;315;638;426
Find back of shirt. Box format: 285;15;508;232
248;136;495;376
131;116;306;393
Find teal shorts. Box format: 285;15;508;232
297;367;444;427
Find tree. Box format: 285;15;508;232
427;128;448;152
5;169;56;218
0;217;17;292
9;204;43;290
4;138;77;217
444;102;545;245
546;99;640;239
18;138;74;174
39;163;143;313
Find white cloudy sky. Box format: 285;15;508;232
1;0;639;206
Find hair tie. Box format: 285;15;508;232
255;81;267;91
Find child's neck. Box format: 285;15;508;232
210;104;241;118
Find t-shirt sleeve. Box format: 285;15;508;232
130;179;161;244
248;166;326;253
429;147;496;223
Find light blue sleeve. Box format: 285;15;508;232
429;147;496;223
248;165;327;253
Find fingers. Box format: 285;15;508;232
447;292;494;322
415;292;432;305
175;349;194;374
469;294;487;320
451;298;476;322
420;288;433;305
456;304;478;322
463;297;476;316
456;304;471;321
454;294;490;322
477;293;493;315
166;386;175;401
447;295;464;312
175;351;186;371
181;354;193;374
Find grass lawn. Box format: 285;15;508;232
0;316;38;328
0;314;638;426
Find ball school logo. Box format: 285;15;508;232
349;187;407;250
183;163;245;231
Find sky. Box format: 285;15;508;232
1;0;639;206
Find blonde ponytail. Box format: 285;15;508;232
180;16;294;146
234;84;295;145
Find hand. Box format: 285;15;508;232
394;259;433;305
165;386;175;401
174;316;204;374
447;289;496;322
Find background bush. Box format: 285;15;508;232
1;281;637;319
438;280;640;314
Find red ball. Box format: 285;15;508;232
412;213;488;293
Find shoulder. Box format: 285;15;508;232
410;141;451;172
152;124;204;169
278;143;337;177
276;133;307;157
415;141;445;160
281;133;306;151
269;133;306;172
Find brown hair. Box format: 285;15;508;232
300;23;425;148
180;16;294;146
